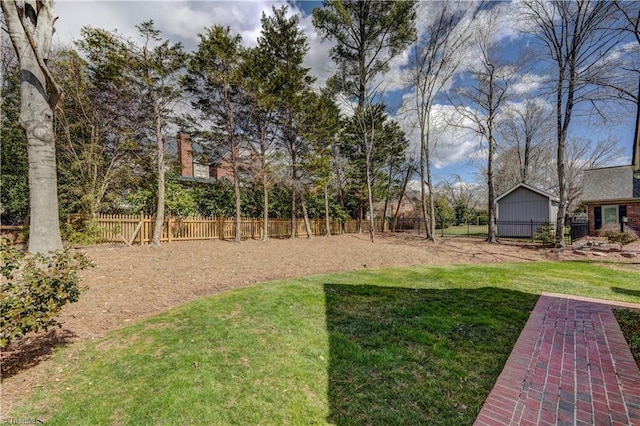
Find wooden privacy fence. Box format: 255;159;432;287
69;214;383;245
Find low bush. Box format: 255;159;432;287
596;229;638;249
0;238;93;348
533;222;556;246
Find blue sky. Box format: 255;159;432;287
51;0;638;186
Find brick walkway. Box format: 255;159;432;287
475;293;640;426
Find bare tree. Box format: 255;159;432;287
497;99;554;187
450;4;517;243
2;0;63;253
522;0;626;247
390;160;416;232
613;1;640;170
440;174;482;224
406;0;473;240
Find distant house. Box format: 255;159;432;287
495;183;559;237
582;166;640;235
177;133;232;182
581;119;640;236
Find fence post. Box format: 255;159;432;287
168;217;172;243
530;220;534;242
219;217;225;241
139;213;144;245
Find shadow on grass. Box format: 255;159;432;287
612;287;640;299
324;285;538;425
1;328;76;378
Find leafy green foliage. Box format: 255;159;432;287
52;47;139;219
312;0;417;104
61;219;103;246
0;239;93;348
533;222;557;246
0;55;29;225
435;196;455;228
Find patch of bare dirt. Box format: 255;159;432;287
1;233;638;415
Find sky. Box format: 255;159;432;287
50;0;638;187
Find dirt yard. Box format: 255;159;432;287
2;233;639;415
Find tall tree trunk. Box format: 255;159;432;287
324;186;331;236
425;142;436;241
486;67;498;244
262;171;269;241
487;136;497;243
301;199;313;239
233;152;242;244
363;123;376;243
419;122;435;240
289;133;298;239
27;126;63;253
381;159;393;233
290;180;297;239
151;92;165;246
2;0;63;254
365;150;375;243
419;148;429;237
392;165;412;232
332;145;346;234
555;67;574;248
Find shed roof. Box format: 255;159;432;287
582;165;634;202
495;183;559;204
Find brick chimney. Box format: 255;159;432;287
177;133;193;177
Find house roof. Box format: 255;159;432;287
582;165;635;202
495;183;559;204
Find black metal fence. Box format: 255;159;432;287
570;220;589;242
393;217;591;244
496;220;550;239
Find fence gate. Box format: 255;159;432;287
570;219;589;243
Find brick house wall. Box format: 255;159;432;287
587;202;640;235
628;202;640;233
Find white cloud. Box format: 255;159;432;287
510;72;547;96
396;100;482;169
52;1;334;84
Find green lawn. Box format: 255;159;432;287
437;224;488;238
12;261;640;425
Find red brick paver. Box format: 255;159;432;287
475;294;640;426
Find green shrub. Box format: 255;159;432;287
476;214;489;226
0;238;93;348
596;229;638;249
62;219;103;246
533;222;556;246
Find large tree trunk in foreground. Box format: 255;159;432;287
2;0;63;254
